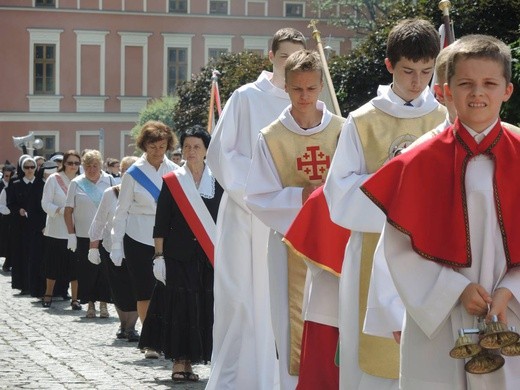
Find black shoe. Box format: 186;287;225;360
126;330;140;342
42;295;53;308
116;327;127;339
71;300;82;311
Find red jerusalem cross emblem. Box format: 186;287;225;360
296;146;331;180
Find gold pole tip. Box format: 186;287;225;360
439;0;451;12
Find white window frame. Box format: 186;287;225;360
27;28;64;112
316;3;339;18
31;130;60;154
162;33;194;96
117;32;152;96
323;37;344;57
74;30;109;96
75;130;101;152
242;35;270;55
283;1;305;18
208;0;229;15
167;0;190;13
245;0;267;16
203;35;233;65
120;130;132;158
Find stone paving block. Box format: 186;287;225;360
0;272;209;389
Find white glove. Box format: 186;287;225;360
153;256;166;285
110;248;124;267
88;248;101;265
67;234;77;252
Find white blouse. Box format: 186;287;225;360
111;154;177;248
42;172;72;239
65;172;114;238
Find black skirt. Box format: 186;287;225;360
76;237;111;303
123;234;155;301
139;247;214;363
43;236;78;281
99;245;136;312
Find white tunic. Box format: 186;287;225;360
111;154;176;249
42;172;71;239
245;102;336;390
324;85;442;390
385;154;520;390
205;71;286;390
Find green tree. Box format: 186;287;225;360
501;37;520;125
309;0;398;36
131;95;178;152
172;51;271;136
327;0;520;124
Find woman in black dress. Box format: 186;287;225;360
8;155;46;297
139;126;223;382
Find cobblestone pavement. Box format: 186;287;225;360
0;269;209;389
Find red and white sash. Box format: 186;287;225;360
163;166;216;266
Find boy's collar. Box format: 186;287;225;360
388;83;426;107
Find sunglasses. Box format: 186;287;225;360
65;161;81;166
23;165;36;170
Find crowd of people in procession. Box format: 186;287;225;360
1;18;519;389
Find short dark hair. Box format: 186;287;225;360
180;125;211;150
386;18;440;67
2;164;15;174
106;157;120;167
135;120;177;152
447;34;512;85
271;27;306;54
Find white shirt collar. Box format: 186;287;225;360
23;177;34;184
462;119;498;143
184;163;215;199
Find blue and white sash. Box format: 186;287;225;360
76;176;103;208
126;164;160;202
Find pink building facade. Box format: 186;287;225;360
0;0;355;163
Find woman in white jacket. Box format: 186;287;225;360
41;150;81;309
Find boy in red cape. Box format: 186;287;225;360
361;34;520;389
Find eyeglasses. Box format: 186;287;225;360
66;161;81;166
23;166;36;170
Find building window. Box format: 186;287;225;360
285;2;304;17
39;134;57;159
169;0;187;13
35;0;55;7
168;48;188;94
210;0;228;15
34;44;56;94
208;48;228;61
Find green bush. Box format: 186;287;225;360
328;0;519;124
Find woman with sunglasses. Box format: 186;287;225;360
7;155;47;297
40;150;81;308
64;150;113;318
